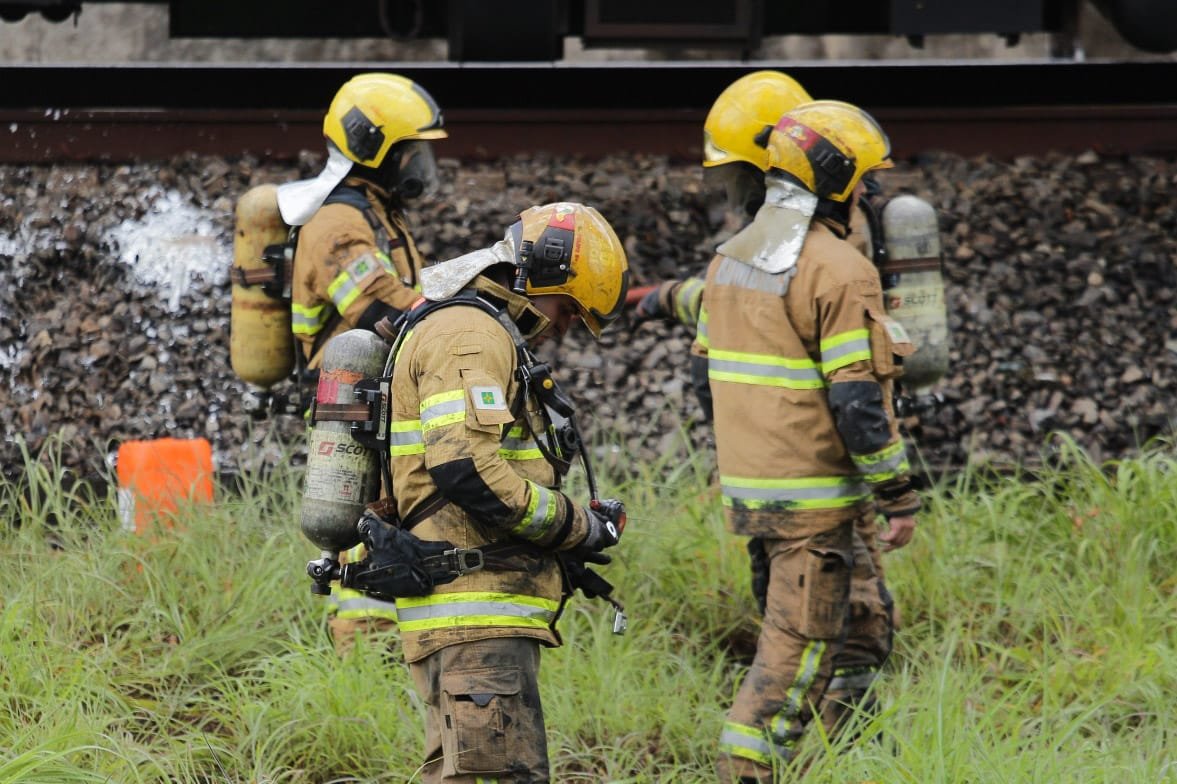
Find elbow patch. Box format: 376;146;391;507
828;381;891;455
428;457;513;526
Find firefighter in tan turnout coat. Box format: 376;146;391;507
700;101;922;781
275;72;447;651
386;203;629;782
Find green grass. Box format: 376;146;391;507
1;432;1174;783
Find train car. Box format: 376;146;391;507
2;0;1175;56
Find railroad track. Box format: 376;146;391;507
3;59;1177;161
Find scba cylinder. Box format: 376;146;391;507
880;195;950;392
230;184;294;389
300;329;390;554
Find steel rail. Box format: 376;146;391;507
3;60;1177;162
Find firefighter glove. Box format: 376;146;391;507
635;287;664;320
582;498;625;552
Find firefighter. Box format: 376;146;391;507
701;101;921;781
635;70;883;421
636;70;811;420
383;202;629;782
277;71;447;653
283;71;446;369
640;71;920;744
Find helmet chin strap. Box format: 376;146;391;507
815;197;853;235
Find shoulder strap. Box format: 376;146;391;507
324;184;404;253
322;184;371;213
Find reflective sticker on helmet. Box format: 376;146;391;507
775;117;818;151
470;385;507;411
548;203;577;231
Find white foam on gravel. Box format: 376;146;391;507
108;189;231;312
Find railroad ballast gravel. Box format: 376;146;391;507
2;150;1176;485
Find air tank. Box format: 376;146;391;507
300;329;389;554
230;184;294;389
879;194;949;392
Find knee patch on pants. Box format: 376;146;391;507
441;666;523;776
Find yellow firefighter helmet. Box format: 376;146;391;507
703;70;813;171
323;72;447;168
766;100;894;203
511;203;630;338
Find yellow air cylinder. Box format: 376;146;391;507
880;194;950;392
230;184;294;389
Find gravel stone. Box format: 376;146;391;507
3;150;1177;483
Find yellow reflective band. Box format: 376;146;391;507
499;447;544;461
420;390;466;431
512;481;557;541
718;721;776;766
675;278;704;326
499;426;543;461
395;592;560;632
375;250;396;274
326;267;363;315
708;347;824;389
820;328;871;374
696;306;711;349
334;590;399;621
770;640;828;742
852;439;910;482
721;474;870;510
291;301;329;335
388;419;425;456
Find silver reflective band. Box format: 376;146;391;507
722;480;869;503
719;725;794;763
827;670;878;692
821;336;871;368
420;397;465;425
396;600;557;624
708;357;823;385
714;256;793;295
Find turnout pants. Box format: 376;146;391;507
409;637;550;783
717;509;894;782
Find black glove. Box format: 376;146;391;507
635;287;664;320
560;552;616;600
581;498;626;552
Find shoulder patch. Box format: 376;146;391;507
471;385;508;411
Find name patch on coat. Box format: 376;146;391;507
471;385;508;411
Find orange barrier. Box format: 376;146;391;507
116;437;215;533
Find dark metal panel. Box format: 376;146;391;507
890;0;1048;34
583;0;760;43
447;0;566;61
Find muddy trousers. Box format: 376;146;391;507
409;638;550;783
717;510;894;783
